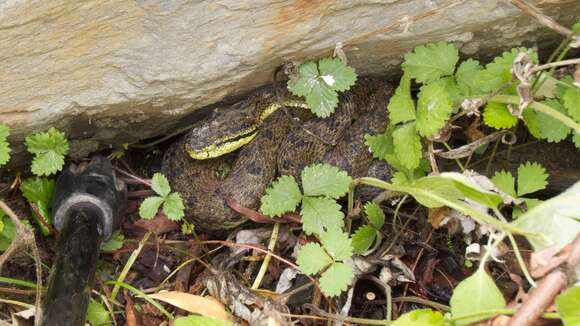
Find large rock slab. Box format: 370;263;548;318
0;0;578;165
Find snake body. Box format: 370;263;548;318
162;78;392;232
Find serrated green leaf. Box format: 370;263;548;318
151;173;171;197
402;42;459;84
351;225;377;254
556;286;580;326
491;170;516;197
139;196;165;219
86;301;110;326
415;83;453;137
260;175;302;217
563;87;580;122
483;102;518;130
163;192;185;221
319;229;352;261
307;81;339;118
512;181;580;251
174;315;232;326
20;177;55;235
364;202;385;229
317;57;357;92
475;47;538;92
287;61;319;97
573;132;580;149
537;100;571;142
450;268;507;326
302;163;352;199
101;231;125;251
522;108;543;139
441;172;503;208
517;162;548;196
0;124;10;166
365;126;405;170
25;127;69;176
388;73;416;124
319;262;354;297
297;242;332;275
391;171;410;185
393;122;422;170
392;309;445;326
432;77;462;108
456;59;484;96
0;214;16;251
300;196;344;235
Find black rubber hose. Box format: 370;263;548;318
42;203;104;326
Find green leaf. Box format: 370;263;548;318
101;231;125;251
441;172;503;208
319;229;353;261
300;196;344;235
302;163;352;199
392;309;445;326
475;47;538;92
319;262;354;297
151;173;171;197
450;268;507;326
287;61;319;97
402;42;459;84
20;177;55;235
556;286;580;326
297;242;332;275
351;225;377;254
0;124;10;166
456;59;484;96
537;100;571;142
512;181;580;251
513;197;543;218
364;202;385;229
393;122;422;170
174;315;232;326
415;83;453;137
163;192;185;221
405;176;464;208
563;86;580;122
517;162;548;196
0;214;16;251
522;108;543;139
365;126;406;171
317;57;357;92
492;170;516;197
574;132;580;149
139;196;165;219
388;73;416;124
260;175;302;217
306;81;339;118
86;301;110;326
25;127;69;176
483;102;518;129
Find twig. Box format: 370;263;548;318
509;0;574;37
529;58;580;74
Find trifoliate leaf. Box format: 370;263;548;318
174;315;232;326
491;170;516;197
402;42;459;84
260;175;302;217
101;231;125;251
475;47;538;92
0;124;10;166
556;286;580;326
300;196;344;235
317;57;357;92
388;73;416;125
319;262;354;297
351;225;376;254
415;83;453;137
393;122;422;170
563;87;580;122
573;132;580;149
517;162;548;196
483;102;518;129
297;242;332;275
25;127;69;176
392;309;445;326
86;301;110;326
0;213;16;251
319;229;353;261
20;177;55;235
302;163;352;199
450;268;506;326
537;100;571;142
163;192;185;221
364;202;385;229
151;173;171;197
287;61;319;97
139;196;165;219
456;59;484;96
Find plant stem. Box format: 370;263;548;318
446;308;560;322
110;232;151;301
252;222;280;289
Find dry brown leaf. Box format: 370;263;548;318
133;213;179;234
148;291;231;322
428;207;450;229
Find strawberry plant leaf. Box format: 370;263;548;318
402;42;459;84
364;202;385;229
562;86;580;122
151;173;171;197
0;213;16;251
522;108;543;139
101;231;125;251
392;309;445;326
139;196;165;219
297;242;332;275
537;100;571;142
306;82;339;118
0;124;10;166
317;57;357;92
25;127;69;176
319;229;353;261
483;102;518;129
415;83;453;137
388;73;416;125
300;196;344;235
517;162;548;197
351;225;376;254
556;286;580;326
475;47;538;92
163;192;185;221
86;301;110;326
260;175;302;217
287;61;319;97
393;122;422;170
365;126;407;171
456;59;484;96
302;163;352;199
319;262;354;297
491;170;516;197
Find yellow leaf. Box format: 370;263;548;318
148;291;231;322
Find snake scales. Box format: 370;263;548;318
162;78;393;232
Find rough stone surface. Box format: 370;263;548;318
0;0;578;166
